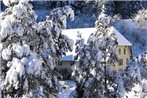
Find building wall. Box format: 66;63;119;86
56;61;74;79
112;45;132;71
57;46;132;72
57;61;73;70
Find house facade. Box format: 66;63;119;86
114;46;132;71
58;55;74;71
56;27;132;72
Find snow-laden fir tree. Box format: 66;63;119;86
123;58;141;90
113;51;147;98
139;52;147;79
132;52;147;94
122;57;144;98
101;1;143;19
71;12;122;98
0;0;74;97
134;9;147;28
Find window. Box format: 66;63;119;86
119;59;123;66
126;58;128;64
124;48;126;54
118;49;121;55
58;61;62;66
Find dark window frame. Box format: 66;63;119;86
119;59;123;66
124;48;126;54
118;48;121;55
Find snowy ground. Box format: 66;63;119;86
142;93;147;98
122;79;147;98
59;80;76;98
141;79;147;98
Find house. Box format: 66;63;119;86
56;27;132;72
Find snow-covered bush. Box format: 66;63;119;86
0;0;74;97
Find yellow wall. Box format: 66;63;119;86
112;46;132;71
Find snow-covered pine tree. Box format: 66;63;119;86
102;1;116;17
139;52;147;79
121;51;147;98
102;1;143;19
115;1;143;19
71;12;120;98
0;0;74;97
118;52;147;98
122;57;143;98
134;9;147;28
115;71;126;98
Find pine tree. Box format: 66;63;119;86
139;52;147;79
134;9;147;28
71;12;121;98
122;58;143;98
102;1;143;19
102;1;116;17
0;0;74;97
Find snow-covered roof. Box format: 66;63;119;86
109;27;132;46
60;55;74;61
61;27;132;61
